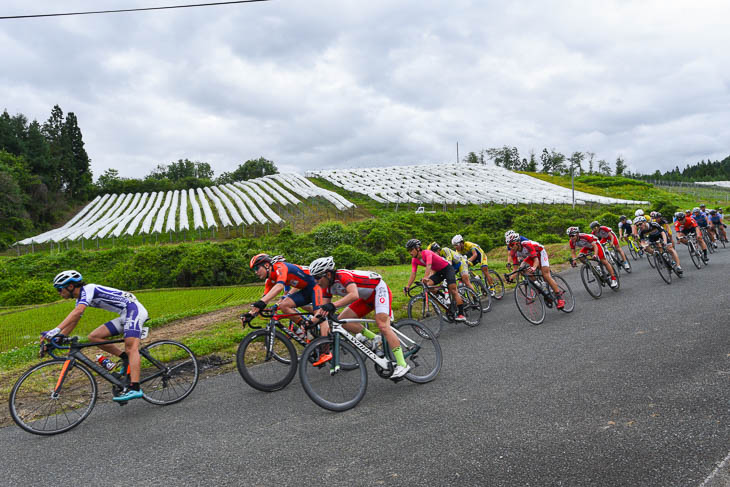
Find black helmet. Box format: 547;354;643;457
619;215;627;221
589;221;600;229
428;242;441;252
405;239;421;250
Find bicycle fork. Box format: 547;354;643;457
53;358;74;398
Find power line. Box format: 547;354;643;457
0;0;270;20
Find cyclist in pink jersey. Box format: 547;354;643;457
403;239;466;322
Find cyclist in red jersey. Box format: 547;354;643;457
505;232;566;309
309;256;410;378
589;221;630;271
567;227;618;288
403;239;466;322
674;212;709;260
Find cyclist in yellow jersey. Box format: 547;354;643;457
426;242;476;293
451;234;496;296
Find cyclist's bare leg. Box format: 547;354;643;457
696;229;708;251
124;336;141;383
460;271;476;292
481;266;495;287
667;244;681;266
88;325;123;357
337;307;365;335
375;312;400;350
540;265;561;295
600;257;616;278
446;282;464;307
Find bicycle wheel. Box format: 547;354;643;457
646;251;656;268
552;275;575;313
9;359;97;435
459;286;483;327
466;277;492;312
236;329;297;392
140;340;199;405
392;319;442;384
614;250;631;274
514;280;545;325
580;264;602;299
488;270;505;300
298;336;367;412
704;233;715;253
407;294;443;337
654;253;672;284
627;241;638;260
688;241;702;269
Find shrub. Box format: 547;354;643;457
331;244;374;269
0;279;58;306
375;249;400;266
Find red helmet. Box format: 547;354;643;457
249;253;271;269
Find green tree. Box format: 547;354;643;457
217;157;279;184
586;152;595;174
526;150;538;172
63;112;92;198
568;151;585;176
485;146;520;170
598;159;611;175
614;156;626;176
463;151;480;164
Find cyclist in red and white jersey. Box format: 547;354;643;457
567;227;618;288
505;232;566;309
674;212;709;261
309;256;410;378
403;239;466;322
589;221;630;271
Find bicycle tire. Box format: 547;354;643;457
458;286;483;327
407;294;443;337
654;253;672;284
614;249;631;274
580;264;602;299
236;329;297;392
627;241;638;260
298;336;367;412
704;233;715;254
514;280;545;325
552;275;575;313
391;319;442;384
466;277;492;312
140;340;199;405
688;241;702;269
488;270;505;300
9;359;97;435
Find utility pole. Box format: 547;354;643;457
456;142;459;164
571;162;576;210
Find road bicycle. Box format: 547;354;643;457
645;241;682;284
298;315;441;412
9;333;199;436
701;227;717;254
683;232;705;269
604;242;632;274
503;266;575;325
708;225;727;248
237;307;357;392
571;253;620;299
624;235;643;261
406;282;483;337
467;267;505;301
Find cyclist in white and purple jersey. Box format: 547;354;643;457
403;239;466;322
41;270;148;402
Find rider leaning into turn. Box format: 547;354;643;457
451;234;496;296
635;216;684;273
43;270;149;402
673;212;708;262
404;239;467;322
505;232;566;309
589;221;630;271
308;256;411;379
567;226;619;288
426;242;476;293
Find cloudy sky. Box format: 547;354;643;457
1;0;729;179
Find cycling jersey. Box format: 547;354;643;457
264;262;315;294
411;249;450;273
639;222;667;242
693;212;709;227
569;233;606;259
710;214;722;225
77;284;148;339
594;226;619;246
459;241;489;267
438;247;469;275
510;240;549;267
674;216;698;233
618;221;634;236
321;269;391;317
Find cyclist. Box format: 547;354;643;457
617;215;635;242
632;209;645;236
636;216;683;273
308;256;410;379
674;212;709;262
427;242;476;292
451;234;496;296
567;226;619;288
248;254;324;352
709;209;727;242
693;207;717;248
42;270;148;402
504;230;529;271
404;239;466;322
589;221;630;271
506;232;566;309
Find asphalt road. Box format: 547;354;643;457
2;246;729;486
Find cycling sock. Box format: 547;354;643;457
458;304;465;314
360;328;377;340
130;382;140;391
392;347;407;367
119;352;128;362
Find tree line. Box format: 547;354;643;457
464;147;627;177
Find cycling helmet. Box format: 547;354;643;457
634;216;647;224
589;221;600;229
249;253;271;269
700;203;706;208
427;242;441;253
685;209;691;214
309;256;335;278
619;215;627;221
566;226;580;236
405;238;421;250
709;209;717;215
271;255;286;264
451;234;464;246
506;232;521;245
692;207;700;213
649;211;657;218
634;209;644;217
675;211;685;219
655;212;662;218
53;270;83;289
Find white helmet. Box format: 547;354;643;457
634;216;647;224
308;256;335;278
504;230;520;245
53;270;83;288
566;226;580;236
634;209;644;217
271;255;286;264
451;234;464;246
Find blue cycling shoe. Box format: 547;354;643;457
113;389;144;402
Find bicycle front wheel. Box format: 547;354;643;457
646;251;656;268
9;359;97;435
407;294;443;337
236;329;297;392
140;340;199;405
552;275;575;313
627;242;638;260
459;286;483;327
488;270;505;300
654;254;672;285
466;277;491;312
392;319;441;384
580;264;602;299
299;336;367;412
688;242;702;269
514;280;545;325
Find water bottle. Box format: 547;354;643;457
294;325;307;341
95;354;117;371
442;291;451;306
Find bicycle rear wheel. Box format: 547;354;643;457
688;241;702;269
140;340;199;405
514;280;545;325
392;319;441;384
654;254;672;284
458;287;483;327
488;270;505;300
299;336;367;412
407;294;443;337
627;242;638;260
646;251;656;268
236;329;297;392
552;275;575;313
580;264;602;299
9;359;97;435
466;277;492;312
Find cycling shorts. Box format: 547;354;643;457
523;249;550;268
103;302;149;339
428;264;457;286
286;284;323;310
599;233;619;248
466;248;489;268
579;245;606;261
452;255;469;276
347;280;392;318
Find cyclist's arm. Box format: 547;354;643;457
56;303;87;336
259;283;285;305
405;269;418;290
331;283;359;310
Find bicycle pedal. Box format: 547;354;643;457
390;376;405;383
117;401;128;407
